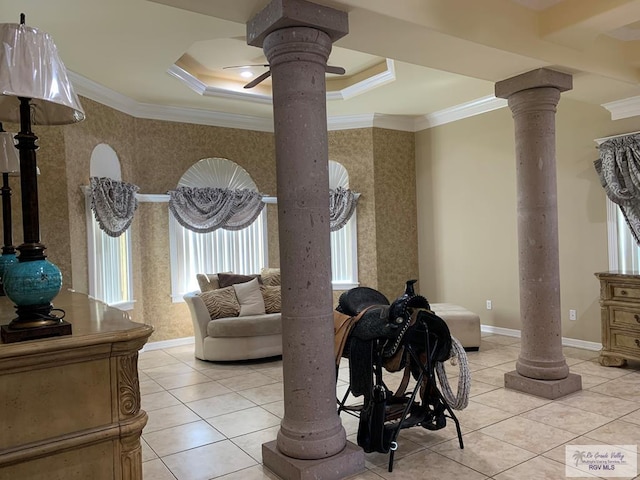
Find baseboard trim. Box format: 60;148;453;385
481;325;602;352
561;337;603;352
142;336;195;352
481;325;521;338
141;329;602;353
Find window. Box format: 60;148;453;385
86;144;134;309
169;158;357;298
329;161;359;289
607;197;640;271
169;158;268;300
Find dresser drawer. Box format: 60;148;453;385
611;284;640;301
611;308;640;330
612;330;640;355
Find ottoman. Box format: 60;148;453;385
431;303;481;351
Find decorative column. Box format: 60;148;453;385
495;68;581;399
247;1;364;479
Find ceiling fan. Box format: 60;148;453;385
223;64;346;89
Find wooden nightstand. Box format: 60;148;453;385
595;271;640;367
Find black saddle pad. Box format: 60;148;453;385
336;287;389;317
407;309;452;364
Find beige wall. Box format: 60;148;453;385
5;92;636;346
415;97;640;343
7;99;418;342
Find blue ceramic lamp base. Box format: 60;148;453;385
1;257;71;343
0;252;17;297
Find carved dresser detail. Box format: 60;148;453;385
596;271;640;367
0;292;152;480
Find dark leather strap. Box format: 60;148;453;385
393;353;412;398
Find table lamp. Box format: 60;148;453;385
0;123;20;295
0;15;85;343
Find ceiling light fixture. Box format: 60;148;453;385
240;70;253;78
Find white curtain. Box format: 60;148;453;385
168;186;265;233
90;176;139;237
595;134;640;245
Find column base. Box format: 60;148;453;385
262;440;364;480
504;370;582;399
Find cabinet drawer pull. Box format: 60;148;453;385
621;290;628;295
636;339;640;348
635;314;640;323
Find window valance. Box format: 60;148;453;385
90;176;139;237
595;134;640;244
330;186;358;232
168;186;265;233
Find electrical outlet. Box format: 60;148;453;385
569;309;577;321
486;300;492;310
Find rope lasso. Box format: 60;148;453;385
435;336;470;410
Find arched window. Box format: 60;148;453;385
330;161;358;288
86;144;134;309
169;158;267;299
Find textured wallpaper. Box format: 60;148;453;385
3;98;419;342
372;128;419;302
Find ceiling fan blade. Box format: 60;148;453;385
244;70;271;89
326;66;346;75
223;64;269;70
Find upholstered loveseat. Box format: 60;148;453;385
184;269;283;361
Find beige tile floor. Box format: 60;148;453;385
139;333;640;479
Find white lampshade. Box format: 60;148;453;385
0;130;19;173
0;22;84;125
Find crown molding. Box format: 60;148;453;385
373;114;419;132
70;69;498;134
69;71;138;117
170;60;396;104
415;95;508;131
327;113;417;131
327;113;375;130
69;70;274;132
602;95;640;121
167;65;273;104
134;102;274;132
327;59;396;101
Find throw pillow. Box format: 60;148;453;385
196;273;221;292
261;285;281;314
261;267;281;287
233;278;266;316
198;286;240;319
218;272;262;288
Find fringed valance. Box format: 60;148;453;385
168;186;265;233
595;134;640;244
90;176;139;237
330;186;358;232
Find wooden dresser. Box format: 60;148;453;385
0;291;153;480
595;271;640;367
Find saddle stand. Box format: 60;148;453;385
337;315;464;473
